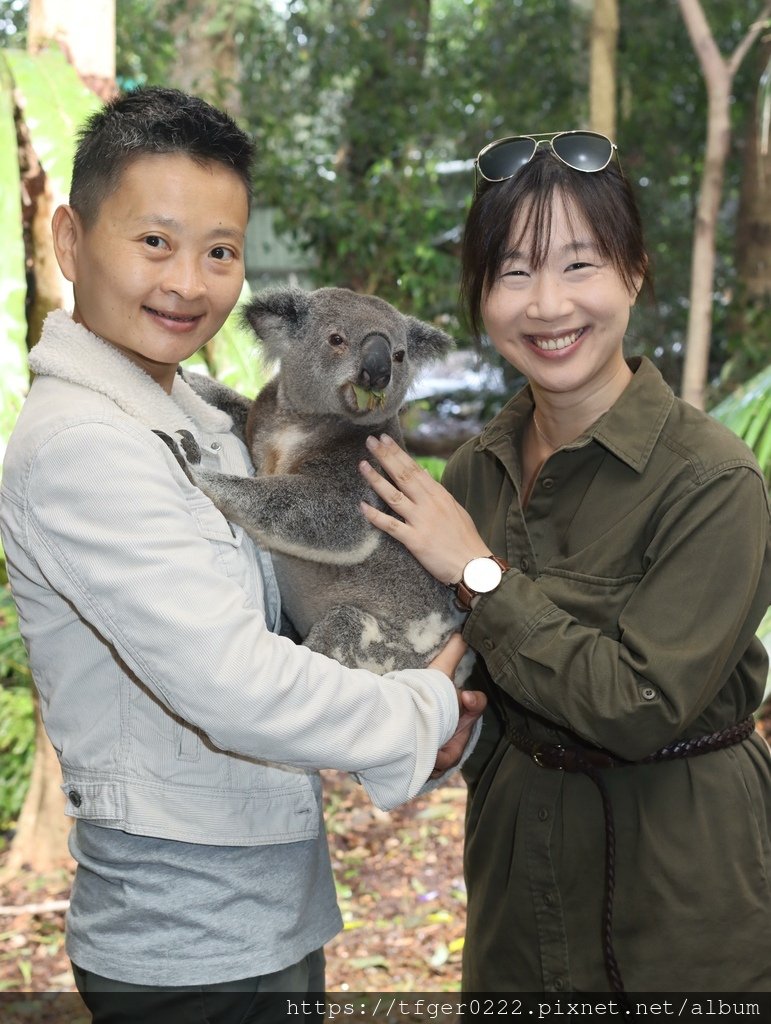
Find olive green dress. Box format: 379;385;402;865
444;357;771;993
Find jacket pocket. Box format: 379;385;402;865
189;494;247;583
537;568;640;638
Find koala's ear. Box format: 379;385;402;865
240;287;312;360
406;318;455;364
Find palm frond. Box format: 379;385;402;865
710;364;771;479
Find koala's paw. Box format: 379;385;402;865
174;429;202;465
153;429;202;482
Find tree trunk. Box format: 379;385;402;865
15;107;63;352
0;701;73;881
29;0;116;99
732;33;771;360
162;0;242;117
589;0;619;139
677;0;771;409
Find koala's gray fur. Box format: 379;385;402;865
177;286;465;674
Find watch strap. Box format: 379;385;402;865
454;555;510;612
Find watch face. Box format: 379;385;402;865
464;557;503;594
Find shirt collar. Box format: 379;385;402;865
476;356;674;475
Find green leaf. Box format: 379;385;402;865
3;48;102;201
710;365;771;479
415;455;447;482
426;909;454;924
0;49;102;464
350;955;389;970
184;282;269;397
428;942;450;968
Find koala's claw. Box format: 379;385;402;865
152;429;200;480
175;429;202;465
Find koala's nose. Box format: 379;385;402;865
359;333;392;391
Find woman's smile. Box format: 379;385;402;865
527;326;586;353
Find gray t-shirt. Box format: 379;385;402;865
65;772;342;986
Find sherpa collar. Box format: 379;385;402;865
29;310;233;436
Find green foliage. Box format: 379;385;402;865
238;0;584;325
0;0;26;46
115;0;179;89
415;455;447;483
2;2;769;389
0;52;27;451
183;283;270;395
3;47;102;198
615;0;760;384
102;0;765;397
0;585;34;834
710;363;771;480
0;48;102;461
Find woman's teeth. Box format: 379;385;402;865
147;307;197;322
532;329;582;351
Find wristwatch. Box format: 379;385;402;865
453;555;510;611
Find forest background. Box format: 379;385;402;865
0;0;770;1001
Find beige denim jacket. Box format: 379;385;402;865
0;311;459;847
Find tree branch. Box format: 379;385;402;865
677;0;725;86
728;3;771;78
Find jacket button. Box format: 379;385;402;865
519;556;530;572
210;441;222;452
538;807;549;822
68;790;83;808
482;638;494;651
641;686;657;701
541;477;554;490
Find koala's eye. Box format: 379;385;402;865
393;350;406;363
328;333;345;347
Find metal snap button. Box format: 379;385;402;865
210;441;222;452
519;556;529;572
541;477;554;490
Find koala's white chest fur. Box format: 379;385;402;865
261;425;309;475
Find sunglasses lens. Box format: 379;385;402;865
552;132;612;171
478;138;536;181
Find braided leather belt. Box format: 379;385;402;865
505;715;756;995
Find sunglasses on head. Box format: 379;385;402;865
475;131;619;186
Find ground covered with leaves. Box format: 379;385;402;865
0;771;467;995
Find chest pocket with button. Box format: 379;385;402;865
189;494;247;584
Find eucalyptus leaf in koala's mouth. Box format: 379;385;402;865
352;384;387;412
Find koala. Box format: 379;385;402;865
171;286;466;674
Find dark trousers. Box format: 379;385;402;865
72;949;325;1024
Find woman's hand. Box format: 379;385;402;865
359;434;491;585
430;688;486;778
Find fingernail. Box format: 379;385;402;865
359;459;372;472
379;434;393;446
365;435;378;451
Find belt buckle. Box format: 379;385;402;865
532;743;565;770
